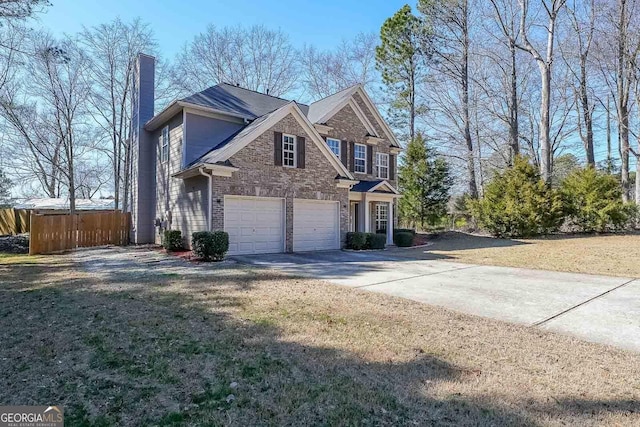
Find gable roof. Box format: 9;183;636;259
350;180;399;194
308;84;401;148
307;85;357;124
181;83;309;119
185;102;354;180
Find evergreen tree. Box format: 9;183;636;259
0;168;13;207
398;133;453;229
375;4;429;143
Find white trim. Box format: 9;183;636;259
366;135;385;145
160;126;169;163
369;180;399;195
282;133;297;168
181;109;187;168
376;152;389;180
353;86;401;148
354;143;367;174
309;84;401;148
336;179;359;189
314;123;333;135
172;162;239;179
348;98;378;137
183;107;246;124
192;102;354;180
145;100;252;131
326;137;341;158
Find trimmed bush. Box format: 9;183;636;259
395;231;414;247
394;228;416;236
560;167;636;233
346;232;386;250
470;156;565;238
192;231;229;261
367;233;387;249
162;230;183;251
346;232;368;250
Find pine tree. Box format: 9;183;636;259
398;134;453;229
375;4;429;143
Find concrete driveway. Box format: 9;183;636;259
235;250;640;353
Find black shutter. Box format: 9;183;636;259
297;136;305;169
367;145;373;175
274;132;282;166
349;141;355;172
390;154;395;180
340;140;347;166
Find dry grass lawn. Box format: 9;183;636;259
1;249;639;426
417;232;640;278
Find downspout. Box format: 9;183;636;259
195;167;213;231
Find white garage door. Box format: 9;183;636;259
224;196;285;255
293;199;340;252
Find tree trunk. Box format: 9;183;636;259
606;96;613;173
461;0;478;198
580;58;594;167
619;104;630;201
618;0;630;202
539;64;552;183
509;40;519;162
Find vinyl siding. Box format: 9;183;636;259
183;112;244;167
154;112;208;248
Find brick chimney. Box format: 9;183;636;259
129;53;156;244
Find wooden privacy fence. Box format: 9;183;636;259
0;208;30;235
29;211;130;255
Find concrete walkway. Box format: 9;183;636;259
235;250;640;353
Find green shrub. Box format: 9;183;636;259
560;167;636;232
395;232;414;247
367;233;387;249
346;232;386;250
346;232;368;250
469;156;565;238
192;231;229;261
162;230;183;251
394;228;416;236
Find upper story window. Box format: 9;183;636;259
161;126;169;163
376;152;389;179
283;134;296;167
354;143;366;173
326;138;340;157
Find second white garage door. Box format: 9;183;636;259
224;196;285;255
293;199;340;252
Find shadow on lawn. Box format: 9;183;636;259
1;254;637;426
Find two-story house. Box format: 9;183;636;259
130;54;402;255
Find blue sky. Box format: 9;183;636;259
36;0;408;58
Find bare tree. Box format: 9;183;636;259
80;18;156;210
172;24;298;97
1;32;91;213
300;32;379;101
0;0;48;20
561;0;597;167
419;0;479;198
516;0;567;183
488;0;522;163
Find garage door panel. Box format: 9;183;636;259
293;199;340;252
224;197;284;255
